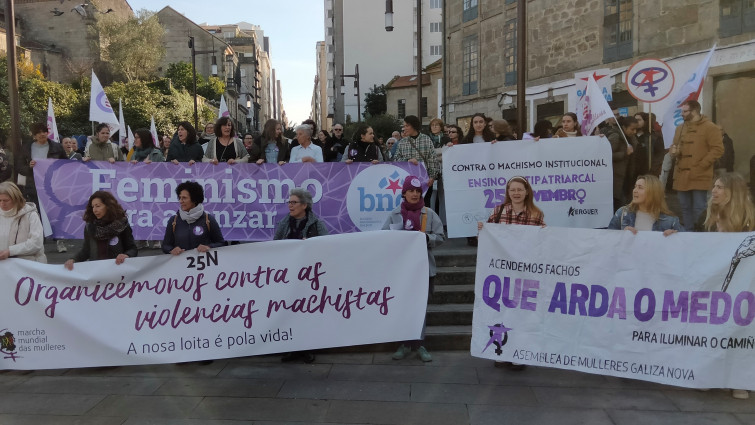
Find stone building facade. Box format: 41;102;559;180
385;59;442;126
11;0;133;82
444;0;755;175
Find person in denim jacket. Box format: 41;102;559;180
608;174;682;236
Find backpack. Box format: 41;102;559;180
0;148;11;182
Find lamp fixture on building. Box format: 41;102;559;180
189;35;220;130
384;0;394;32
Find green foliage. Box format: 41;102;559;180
198;76;226;102
165;62;195;92
342;114;400;143
94;9;166;82
363;84;387;119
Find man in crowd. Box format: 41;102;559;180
669;100;723;230
324;123;347;162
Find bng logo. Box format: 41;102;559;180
346;165;411;231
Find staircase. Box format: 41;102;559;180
424;238;476;351
326;237;477;353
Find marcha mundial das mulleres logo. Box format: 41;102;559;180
1;329;19;362
346;165;412;231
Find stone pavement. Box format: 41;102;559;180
3;237;753;424
2;351;755;425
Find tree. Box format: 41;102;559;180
363;84;387;119
94;9;166;82
165;62;195;92
198;76;225;101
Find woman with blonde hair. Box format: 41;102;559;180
702;172;755;233
0;181;46;262
607;174;682;235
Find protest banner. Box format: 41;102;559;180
0;231;428;370
442;137;613;238
32;159;428;241
472;224;755;390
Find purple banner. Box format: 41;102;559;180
33;159;428;241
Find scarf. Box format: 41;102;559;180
287;212;308;239
400;199;424;232
131;147;152;162
93;217;128;241
179;203;205;224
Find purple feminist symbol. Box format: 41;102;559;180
630;67;669;97
483;323;511;355
96;92;114;113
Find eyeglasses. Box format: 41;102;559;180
287;200;302;205
447;130;457;134
333;128;343;132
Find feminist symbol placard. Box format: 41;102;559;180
625;58;675;103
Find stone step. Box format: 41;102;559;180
434;266;475;285
427;303;474;326
431;284;475;304
322;325;472;353
435;252;477;267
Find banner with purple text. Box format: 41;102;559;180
443;137;613;238
32;160;428;240
472;224;755;390
0;231;428;369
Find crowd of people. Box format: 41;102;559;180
0;102;753;395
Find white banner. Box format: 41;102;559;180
472;225;755;390
442;137;613;238
0;231;428;370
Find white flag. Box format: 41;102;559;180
127;125;135;152
118;99;127;149
150;116;159;148
218;95;229;118
89;70;119;131
46;97;60;144
576;74;615;137
660;45;716;148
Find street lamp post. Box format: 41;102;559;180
4;0;21;158
188;36;218;131
341;64;360;122
516;1;527;135
385;0;422;123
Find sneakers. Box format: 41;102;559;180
733;389;750;399
135;240;149;250
152;241;162;249
56;240;67;253
392;344;411;360
417;346;432;362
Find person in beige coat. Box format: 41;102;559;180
669;100;724;230
0;182;46;263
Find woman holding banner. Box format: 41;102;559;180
343;125;383;164
701;172;755;234
274;188;328;364
383;176;445;363
607;175;682;235
702;173;755;399
0;182;46;263
167;121;203;165
162;181;225;255
64;191;138;270
553;112;582;138
478;176;544;370
203;117;249;165
251;119;289;165
130;129;165;164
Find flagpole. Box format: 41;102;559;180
648;106;653;173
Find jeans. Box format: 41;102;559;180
677;190;707;231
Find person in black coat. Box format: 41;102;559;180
65;191;138;270
167;121;204;165
17;122;67;204
162;181;225;255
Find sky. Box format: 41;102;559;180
126;0;324;126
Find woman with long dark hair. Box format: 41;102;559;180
553;113;583;138
203;117;249;164
65;191;137;270
343;125;383;164
167;121;203;165
460;113;495;144
251;119;289;165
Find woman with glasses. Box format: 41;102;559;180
273;188;328;364
477;176;544;370
444;125;464;146
162;181;225;256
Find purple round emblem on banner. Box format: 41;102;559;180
193;225;204;236
96;92;113;113
109;236;119;246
